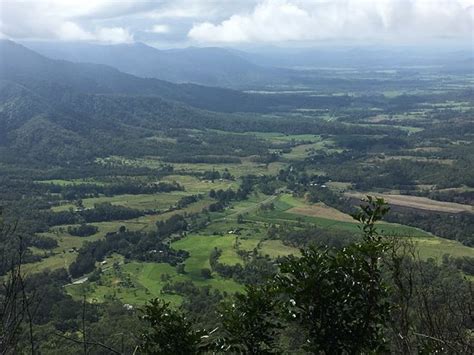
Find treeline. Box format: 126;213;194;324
333;134;410;153
44;180;183;200
270;224;357;249
43;203;144;226
200;169;234;181
163;155;241;164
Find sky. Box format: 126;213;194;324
0;0;473;48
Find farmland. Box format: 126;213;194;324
20;108;474;306
2;61;473;311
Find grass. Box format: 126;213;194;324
173;234;242;276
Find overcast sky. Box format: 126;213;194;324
1;0;473;48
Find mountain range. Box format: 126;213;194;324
21;41;286;88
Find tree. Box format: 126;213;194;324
216;285;281;354
200;268;212;279
384;238;474;354
0;212;35;354
139;299;207;354
176;263;186;275
275;242;389;354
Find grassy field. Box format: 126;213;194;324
173;234;242;276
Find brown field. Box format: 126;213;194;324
288;203;355;222
381;156;454;165
345;192;474;214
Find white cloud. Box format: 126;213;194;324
146;1;254;20
148;24;171;34
0;0;472;45
50;21;133;44
57;22;94;41
0;0;138;43
95;27;134;43
188;0;474;43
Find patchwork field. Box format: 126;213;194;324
62;188;474;306
345;192;474;214
23;127;474;307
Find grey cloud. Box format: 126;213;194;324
0;0;471;46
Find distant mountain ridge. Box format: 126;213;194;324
1;40;345;113
21;41;285;88
0;40;269;112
